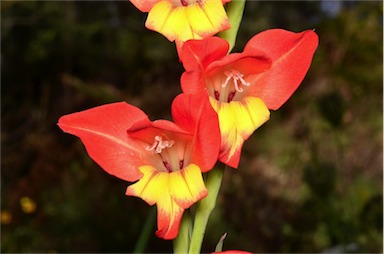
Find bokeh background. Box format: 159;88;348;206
1;1;383;253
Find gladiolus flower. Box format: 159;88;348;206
180;29;319;168
58;94;220;240
129;0;230;53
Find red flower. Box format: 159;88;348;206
58;94;220;240
180;29;319;168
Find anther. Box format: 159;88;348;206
146;135;175;154
222;70;250;92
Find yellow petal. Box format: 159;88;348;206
126;165;163;205
125;164;208;239
186;0;230;38
146;1;194;42
169;163;208;208
210;96;270;166
126;165;181;239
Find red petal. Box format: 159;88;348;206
181;37;229;94
244;29;319;110
58;102;148;182
171;93;220;171
206;53;270;74
156;204;184;240
129;0;159;12
128;118;190;142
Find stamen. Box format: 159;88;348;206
222;70;250;93
146;135;175;154
222;73;233;88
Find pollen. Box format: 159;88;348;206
222;70;250;92
146;135;175;154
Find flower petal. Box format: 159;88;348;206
126;165;183;239
58;102;149;182
126;164;207;239
181;37;229;94
243;29;319;110
129;0;159;12
146;0;229;43
172;94;221;171
209;96;270;168
186;0;230;39
146;1;195;42
169;163;208;208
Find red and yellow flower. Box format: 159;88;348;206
129;0;230;53
58;94;220;239
180;29;319;168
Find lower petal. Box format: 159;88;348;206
146;1;195;42
209;96;270;168
186;0;230;39
169;164;208;209
126;165;204;239
156;197;184;240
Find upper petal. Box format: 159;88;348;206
58;102;149;182
181;37;229;94
181;36;229;71
209;96;270;168
172;93;221;171
244;29;319;110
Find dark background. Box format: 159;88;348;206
1;1;383;253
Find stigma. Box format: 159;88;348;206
222;70;250;92
146;135;175;154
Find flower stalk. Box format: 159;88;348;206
188;165;225;254
218;0;247;52
173;211;192;254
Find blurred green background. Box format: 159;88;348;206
1;1;382;253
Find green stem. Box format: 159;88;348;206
173;210;192;254
188;166;225;254
218;0;247;52
133;207;156;253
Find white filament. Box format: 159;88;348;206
146;135;175;154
